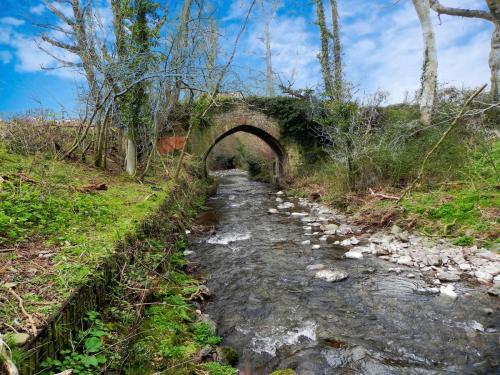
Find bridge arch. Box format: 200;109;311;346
202;124;286;182
190;103;288;184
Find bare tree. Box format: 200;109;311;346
413;0;438;126
430;0;499;101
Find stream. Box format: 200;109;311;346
187;170;499;375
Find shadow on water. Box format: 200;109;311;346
188;170;500;375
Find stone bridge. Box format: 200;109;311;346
190;103;291;184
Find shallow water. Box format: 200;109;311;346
188;170;499;375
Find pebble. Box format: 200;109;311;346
301;240;311;245
268;208;279;214
315;270;349;282
312;244;321;250
407;273;415;278
344;250;363;259
292;212;309;217
183;250;195;256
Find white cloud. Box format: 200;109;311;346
0;17;25;27
0;50;12;64
29;4;46;16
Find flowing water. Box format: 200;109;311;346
187;170;499;375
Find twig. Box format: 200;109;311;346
0;335;19;375
5;287;37;336
398;84;487;203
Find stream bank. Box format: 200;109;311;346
187;170;499;374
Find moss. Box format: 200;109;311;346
270;370;297;375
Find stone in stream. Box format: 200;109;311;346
439;284;458;299
278;202;295;210
291;212;309;217
336;224;353;235
436;271;461;282
183;250;195;256
459;263;472;271
315;269;349;282
396;255;413;265
276;191;284;196
276;197;283;203
320;223;339;233
301;240;311;245
487;283;500;297
344;250;363;259
424;254;441;266
268;208;279;214
312;244;321;250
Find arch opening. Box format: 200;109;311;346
202;124;286;183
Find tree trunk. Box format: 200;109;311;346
261;0;276;96
315;0;334;98
329;0;343;100
413;0;438;126
125;135;137;176
486;0;499;101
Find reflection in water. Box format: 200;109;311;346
188;170;499;375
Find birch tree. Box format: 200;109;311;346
430;0;499;101
413;0;438;126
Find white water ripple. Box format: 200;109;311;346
249;320;317;356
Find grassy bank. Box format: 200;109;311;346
0;145;173;335
289;139;500;250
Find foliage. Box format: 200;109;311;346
200;362;238;375
246;96;318;148
40;312;110;375
0;144;172;333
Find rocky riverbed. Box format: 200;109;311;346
268;192;500;299
187;170;499;374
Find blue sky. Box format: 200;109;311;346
0;0;494;117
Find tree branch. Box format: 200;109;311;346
429;0;493;21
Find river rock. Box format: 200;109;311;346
487;283;500;296
475;270;493;283
349;236;360;245
436;271;460;282
301;240;311;245
183;250;195;256
337;224;353;236
315;270;349;282
440;284;457;299
321;223;339;233
424;254;441;266
482;263;500;276
276;191;284;196
415;287;440;295
391;225;402;235
268;208;279;214
468;321;484;332
344;250;363;259
312;244;321;250
276;197;283;202
278;202;295;210
292;212;308;217
397;255;413;265
372;246;390;256
458;263;472;271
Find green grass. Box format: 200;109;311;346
0;145;172;331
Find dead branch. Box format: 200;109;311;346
5;287;38;336
368;188;399;200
